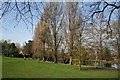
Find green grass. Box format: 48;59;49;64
2;57;118;78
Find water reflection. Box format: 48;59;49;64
111;64;119;69
86;61;119;69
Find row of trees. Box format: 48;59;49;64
31;2;118;69
1;40;20;57
32;3;84;65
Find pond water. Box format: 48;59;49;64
86;61;119;69
94;62;119;69
111;64;119;69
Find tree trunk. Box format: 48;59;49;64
43;42;46;62
79;57;82;70
38;57;40;62
95;51;98;68
118;11;120;71
99;20;103;68
42;56;45;61
54;54;57;63
69;55;72;65
69;31;74;65
54;47;57;63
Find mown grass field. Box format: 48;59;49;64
2;57;118;78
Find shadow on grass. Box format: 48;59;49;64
81;67;103;70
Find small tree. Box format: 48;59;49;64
104;47;111;61
75;46;87;70
1;40;19;57
2;40;10;56
22;40;33;58
9;43;19;57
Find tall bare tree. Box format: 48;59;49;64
65;2;82;65
47;2;63;63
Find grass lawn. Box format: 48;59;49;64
2;57;118;78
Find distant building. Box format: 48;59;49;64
19;51;24;55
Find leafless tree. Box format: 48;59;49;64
65;2;83;65
46;2;63;63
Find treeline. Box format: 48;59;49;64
32;3;86;68
30;2;118;69
1;40;33;58
1;40;21;57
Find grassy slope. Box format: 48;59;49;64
2;57;118;78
